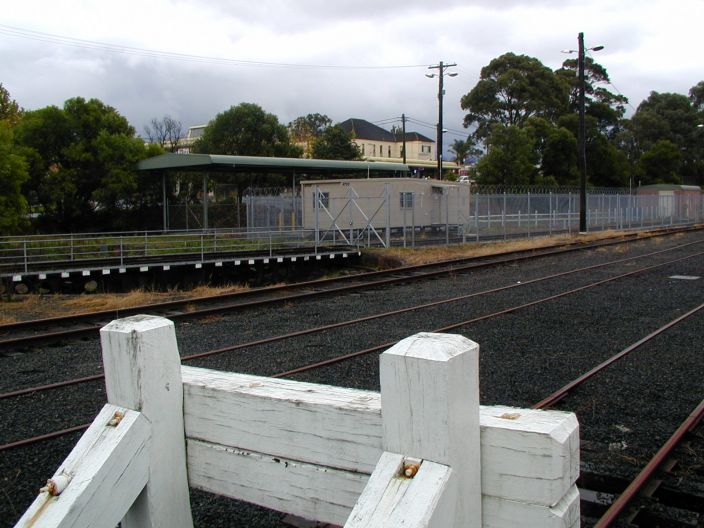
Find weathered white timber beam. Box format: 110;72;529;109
100;315;193;528
186;438;579;528
182;366;382;473
345;452;456;528
14;405;149;528
182;367;578;507
483;485;580;528
186;438;368;527
479;405;580;506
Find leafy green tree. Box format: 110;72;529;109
195;103;303;158
449;137;481;164
637;139;682;185
542;127;579;185
630;92;698;149
627;90;701;184
15;97;154;231
475;125;538;185
288;113;332;157
0;83;22;126
460;53;569;140
555;57;628;137
689;81;704;112
310;125;361;160
0;121;29;233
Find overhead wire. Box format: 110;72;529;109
0;24;430;71
585;49;637;113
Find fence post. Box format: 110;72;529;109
380;332;482;526
100;315;194;528
385;184;391;248
314;185;320;251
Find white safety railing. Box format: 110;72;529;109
15;316;580;528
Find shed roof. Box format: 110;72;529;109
637;184;701;192
137;153;409;174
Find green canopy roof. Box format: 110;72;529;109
138;153;409;174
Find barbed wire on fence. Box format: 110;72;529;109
474;184;631;195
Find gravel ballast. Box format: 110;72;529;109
2;231;703;527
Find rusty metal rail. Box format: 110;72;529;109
1;227;700;349
532;301;704;410
593;399;704;527
3;243;702;402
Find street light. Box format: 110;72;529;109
427;61;457;180
563;33;603;232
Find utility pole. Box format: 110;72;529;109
577;32;587;233
401;113;407;165
427;62;457;180
568;32;602;233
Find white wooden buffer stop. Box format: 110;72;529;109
346;333;482;527
14;316;579;528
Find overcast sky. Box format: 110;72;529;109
2;0;702;153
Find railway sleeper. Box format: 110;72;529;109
579;471;704;526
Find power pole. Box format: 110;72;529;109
577;32;587;233
427;62;457;180
401;113;407;165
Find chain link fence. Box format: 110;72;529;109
243;188;703;248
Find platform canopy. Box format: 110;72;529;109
137;153;409;231
137;153;409;175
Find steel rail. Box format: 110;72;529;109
1;247;702;452
0;424;89;452
272;251;704;378
593;398;704;527
2;241;700;400
532;301;704;410
1;227;699;346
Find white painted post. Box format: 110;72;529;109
100;315;194;528
381;332;482;527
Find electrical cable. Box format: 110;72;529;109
0;23;430;71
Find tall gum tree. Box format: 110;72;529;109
460;53;569;141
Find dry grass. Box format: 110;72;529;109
0;313;17;324
188;284;250;298
59;290;175;313
0;283;251;322
372;230;629;267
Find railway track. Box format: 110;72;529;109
1;228;702;527
0;226;701;349
2;234;703;401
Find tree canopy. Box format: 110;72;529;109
288;113;332;157
309;125;361;160
461;53;569;141
0;120;29;233
459;51;698;187
194;103;302;158
14;97;159;232
0;83;22;126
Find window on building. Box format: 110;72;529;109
400;192;414;209
388;146;392;157
421;145;431;154
313;191;330;209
